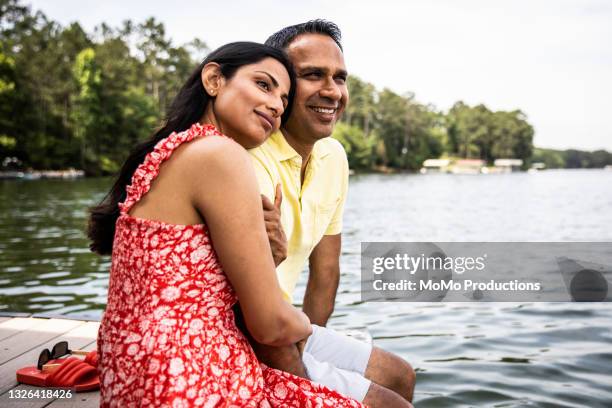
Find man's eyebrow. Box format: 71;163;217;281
298;66;348;77
255;71;279;87
298;65;324;73
336;69;348;78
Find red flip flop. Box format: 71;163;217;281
83;350;98;368
16;356;99;392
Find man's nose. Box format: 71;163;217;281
319;78;342;101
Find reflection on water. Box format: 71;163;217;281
0;177;111;317
1;170;612;407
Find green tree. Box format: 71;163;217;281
71;47;100;171
137;17;171;113
375;88;409;167
0;42;16;158
447;102;533;164
343;76;377;136
532;148;565;168
0;0;544;174
332;122;375;170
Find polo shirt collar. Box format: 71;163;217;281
270;131;333;162
270;131;300;162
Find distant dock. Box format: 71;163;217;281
0;170;85;180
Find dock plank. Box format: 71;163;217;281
0;318;85;365
0;321;99;395
0;318;47;342
0;339;98;408
46;339;99;408
46;390;100;408
0;384;57;407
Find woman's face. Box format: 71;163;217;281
210;58;291;149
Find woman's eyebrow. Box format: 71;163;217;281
255;71;279;87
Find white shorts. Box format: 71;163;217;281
302;324;372;402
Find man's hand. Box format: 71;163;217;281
262;183;287;267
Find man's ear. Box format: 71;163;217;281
201;62;223;96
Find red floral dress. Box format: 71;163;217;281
97;123;366;407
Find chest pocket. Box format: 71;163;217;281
312;198;341;246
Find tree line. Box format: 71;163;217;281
1;0;609;174
1;0;207;175
337;77;537;171
338;77;611;171
532;148;612;169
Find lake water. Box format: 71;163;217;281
1;170;611;407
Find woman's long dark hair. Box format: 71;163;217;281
88;42;295;255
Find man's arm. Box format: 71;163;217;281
303;234;341;326
303;141;349;326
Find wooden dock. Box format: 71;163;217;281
0;314;100;407
0;314;372;407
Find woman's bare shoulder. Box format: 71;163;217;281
185;134;246;157
179;135;261;212
180;135;252;175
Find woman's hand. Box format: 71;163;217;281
262;183;287;267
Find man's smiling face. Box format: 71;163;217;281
283;33;349;144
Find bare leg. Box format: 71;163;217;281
364;347;416;402
233;304;309;379
362;382;414;408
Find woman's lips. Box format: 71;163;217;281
255;110;274;130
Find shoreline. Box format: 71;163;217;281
1;167;609;180
0;169;85;180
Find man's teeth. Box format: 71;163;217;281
311;107;336;114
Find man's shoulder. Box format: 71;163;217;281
249;132;288;167
317;137;348;163
247;135;282;199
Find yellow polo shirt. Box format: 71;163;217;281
249;132;349;302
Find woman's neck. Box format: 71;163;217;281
199;105;222;133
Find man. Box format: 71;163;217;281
249;21;416;407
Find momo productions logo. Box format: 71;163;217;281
361;242;612;302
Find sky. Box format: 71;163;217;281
28;0;612;151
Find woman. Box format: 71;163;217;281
88;42;364;407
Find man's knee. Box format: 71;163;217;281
402;359;416;401
363;382;414;408
387;355;415;402
365;347;416;402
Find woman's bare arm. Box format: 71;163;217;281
183;136;311;346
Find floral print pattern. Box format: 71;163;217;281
98;124;365;407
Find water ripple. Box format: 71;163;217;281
1;172;612;407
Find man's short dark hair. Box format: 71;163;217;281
265;20;343;51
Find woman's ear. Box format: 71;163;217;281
201;62;223;97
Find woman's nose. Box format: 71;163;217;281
268;97;283;118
